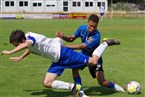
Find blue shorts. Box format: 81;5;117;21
100;12;104;16
48;46;89;76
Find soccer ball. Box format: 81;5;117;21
127;81;141;94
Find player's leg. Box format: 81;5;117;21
88;39;120;66
89;63;125;92
96;71;125;92
43;63;74;89
43;72;74;89
72;68;89;97
96;70;115;88
44;61;82;97
100;12;104;21
43;72;81;97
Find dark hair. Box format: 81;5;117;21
10;30;26;43
88;14;99;23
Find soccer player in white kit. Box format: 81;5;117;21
100;4;105;21
1;30;120;97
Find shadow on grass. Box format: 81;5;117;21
84;86;116;96
24;86;116;97
24;89;72;97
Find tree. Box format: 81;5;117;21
108;0;144;6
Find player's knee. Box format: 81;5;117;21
98;81;104;86
89;58;99;66
43;81;52;88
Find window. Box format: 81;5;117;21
33;3;42;7
46;5;55;7
63;1;68;11
11;1;14;6
73;1;81;7
33;3;37;7
98;2;101;7
45;1;56;7
19;1;23;6
90;2;93;6
19;1;28;7
98;2;105;7
46;5;51;7
5;1;9;6
63;1;68;6
85;2;93;7
63;7;68;11
77;2;81;6
38;3;42;6
24;1;28;6
85;2;89;7
102;2;105;7
73;2;76;7
5;1;14;7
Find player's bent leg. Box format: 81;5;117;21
96;71;125;92
96;71;110;86
103;39;120;46
88;56;99;66
43;72;57;88
72;69;89;97
43;72;80;97
89;39;120;67
72;84;82;97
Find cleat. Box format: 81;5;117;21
72;84;81;97
103;39;120;46
114;84;125;92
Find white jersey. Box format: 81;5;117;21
100;6;105;13
25;32;64;63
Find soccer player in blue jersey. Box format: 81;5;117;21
1;30;120;97
56;14;125;97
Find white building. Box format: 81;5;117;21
1;0;108;13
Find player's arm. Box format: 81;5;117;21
9;49;31;62
66;43;87;50
56;32;76;42
1;41;32;55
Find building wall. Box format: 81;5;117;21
1;0;108;13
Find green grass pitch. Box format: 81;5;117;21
0;18;144;97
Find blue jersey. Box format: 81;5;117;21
74;25;101;56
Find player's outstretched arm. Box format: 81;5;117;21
1;50;12;55
1;41;31;55
56;32;76;42
9;49;31;62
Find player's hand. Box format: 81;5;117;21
56;32;63;38
1;50;11;55
10;57;22;62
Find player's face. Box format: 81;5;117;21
12;41;20;47
87;20;97;33
12;39;25;47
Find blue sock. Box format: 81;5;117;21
107;82;115;89
74;76;83;90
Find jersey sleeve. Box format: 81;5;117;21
74;25;84;37
25;33;36;46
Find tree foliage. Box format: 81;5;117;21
108;0;144;6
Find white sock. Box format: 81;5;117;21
52;80;74;90
92;42;108;58
80;90;85;94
